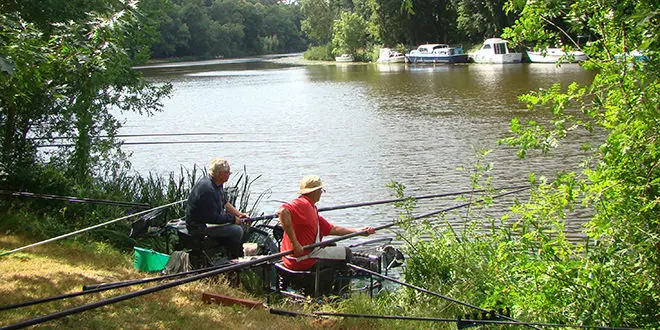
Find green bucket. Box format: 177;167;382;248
133;246;170;272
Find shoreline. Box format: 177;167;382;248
139;53;362;69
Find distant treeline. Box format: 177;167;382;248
144;0;587;60
147;0;307;59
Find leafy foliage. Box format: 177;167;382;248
378;0;659;328
303;43;335;61
332;11;370;56
0;3;172;191
149;0;306;58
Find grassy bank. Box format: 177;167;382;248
0;234;338;329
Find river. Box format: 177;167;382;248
123;55;596;242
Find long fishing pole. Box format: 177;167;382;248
0;190;150;209
0;199;186;257
0;261;227;311
0;185;527;257
3;187;530;311
247;184;529;223
1;188;530;328
347;264;533;328
38;140;298;148
30;132;251;140
0;239;347;329
269;309;640;330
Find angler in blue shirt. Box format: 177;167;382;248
185;158;247;259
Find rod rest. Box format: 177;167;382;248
273;263;336;297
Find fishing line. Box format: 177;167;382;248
1;188;530;328
0;199;186;257
0;190;150;208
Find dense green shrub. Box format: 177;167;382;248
303;44;334;61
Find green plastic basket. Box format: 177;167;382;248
133;246;170;272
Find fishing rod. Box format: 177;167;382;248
0;261;228;311
0;185;527;257
347;264;530;328
1;187;530;328
0;199;186;257
0;190;150;209
0;236;362;329
269;309;640;330
247;184;530;223
80;236;391;294
2;186;530;310
30;132;251;140
38;140;298;148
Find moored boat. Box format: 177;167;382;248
376;48;405;63
405;44;468;64
335;54;354;62
469;38;522;64
614;50;649;63
527;47;588;63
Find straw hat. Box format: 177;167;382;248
297;175;324;194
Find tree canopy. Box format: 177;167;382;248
399;0;659;327
0;0;171;192
148;0;306;58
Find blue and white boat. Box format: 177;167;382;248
405;44;469;64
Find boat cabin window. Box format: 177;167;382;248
482;44;491;50
493;43;507;54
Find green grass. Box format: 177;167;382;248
0;234;336;329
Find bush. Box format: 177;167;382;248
303;44;334;61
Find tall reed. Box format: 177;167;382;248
0;164;269;253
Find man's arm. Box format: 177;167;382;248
328;225;375;236
225;202;247;224
277;207;304;256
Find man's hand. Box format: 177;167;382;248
292;241;304;256
360;226;376;236
234;216;243;225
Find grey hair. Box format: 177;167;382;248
208;158;230;177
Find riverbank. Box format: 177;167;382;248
0;234;344;329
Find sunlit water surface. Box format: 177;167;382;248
122;56;596;244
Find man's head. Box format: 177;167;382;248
208;158;231;185
298;175;325;203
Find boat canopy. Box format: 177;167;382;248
416;44;450;53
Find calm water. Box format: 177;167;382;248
124;56;596;241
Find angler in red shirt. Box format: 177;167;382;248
277;175;375;271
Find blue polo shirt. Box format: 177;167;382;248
185;175;234;233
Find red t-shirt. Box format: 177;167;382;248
280;195;333;270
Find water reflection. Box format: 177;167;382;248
375;63;406;73
404;63;455;73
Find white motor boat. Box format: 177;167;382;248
376;48;405;63
469;38;522;64
527;48;588;63
335;54;354;62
